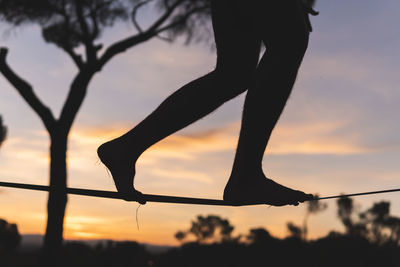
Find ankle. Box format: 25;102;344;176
229;165;263;180
99;138;139;163
227;168;275;193
118;135;147;159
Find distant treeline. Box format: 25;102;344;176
2;196;400;267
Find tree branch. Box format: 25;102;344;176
97;32;154;71
131;0;153;33
89;4;100;39
154;7;207;36
58;68;95;134
146;0;184;34
48;1;85;69
0;48;56;132
74;1;91;41
155;34;173;42
62;46;84;69
96;0;184;70
74;0;97;62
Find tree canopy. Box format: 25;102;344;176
0;0;211;68
175;215;237;244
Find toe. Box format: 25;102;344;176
298;192;314;202
122;190;147;204
136;192;147;205
301;193;314;201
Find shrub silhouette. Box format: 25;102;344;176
0;218;21;251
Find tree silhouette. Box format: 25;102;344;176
285;195;327;240
361;201;390;244
246;228;274;244
175;215;237;244
174;230;186;242
0;0;210;256
385;216;400;244
359;201;400;245
0;218;21;251
286;222;303;239
337;196;367;237
337;196;355;232
302;194;327;240
0;115;6;148
336;196;400;244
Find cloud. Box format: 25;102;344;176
69;119;372;162
149;167;214;185
302;53;400;100
69;123;235;158
145;120;372;156
64;215;110;239
0;116;386;189
268;120;370;155
0;132;49;182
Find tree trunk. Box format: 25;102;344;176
40;69;94;265
302;215;309;241
43;130;68;259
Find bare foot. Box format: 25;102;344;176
97;140;146;204
223;171;313;206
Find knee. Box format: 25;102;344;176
291;34;309;59
269;32;309;68
213;64;255;99
289;34;309;63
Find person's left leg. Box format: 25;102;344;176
97;0;261;202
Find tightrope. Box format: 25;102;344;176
1;181;400;206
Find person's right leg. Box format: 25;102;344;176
223;0;314;205
97;0;260;201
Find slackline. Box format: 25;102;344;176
1;181;400;206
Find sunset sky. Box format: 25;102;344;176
1;0;400;246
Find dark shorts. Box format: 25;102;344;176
211;0;312;37
211;0;311;68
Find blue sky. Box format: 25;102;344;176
1;0;400;244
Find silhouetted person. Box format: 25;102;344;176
98;0;317;206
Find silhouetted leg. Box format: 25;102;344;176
98;0;260;201
224;0;314;205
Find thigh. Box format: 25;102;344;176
211;0;261;73
253;0;310;53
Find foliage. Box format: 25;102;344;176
175;215;238;244
285;195;328;240
286;222;303;239
3;205;400;267
0;0;211;54
3;232;399;267
360;201;400;244
0;218;21;251
302;194;327;240
246;227;274;244
307;194;328;215
337;196;400;245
